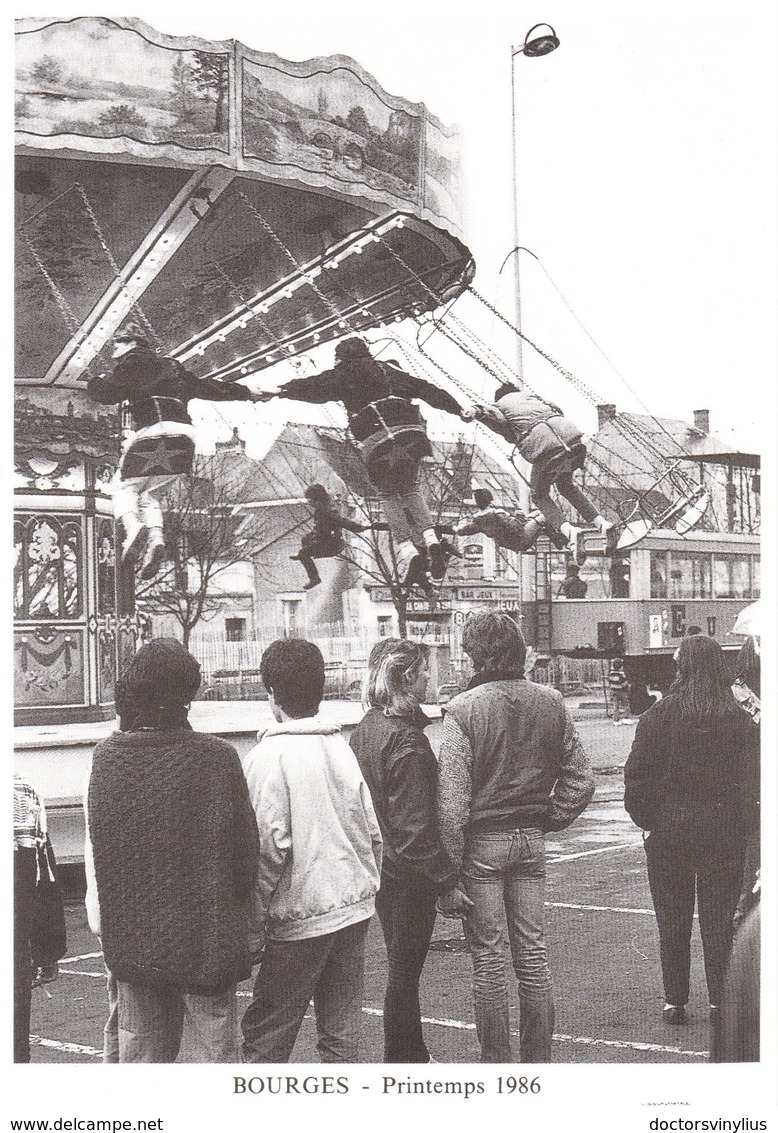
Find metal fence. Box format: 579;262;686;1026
191;634;612;706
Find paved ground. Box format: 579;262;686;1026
28;713;717;1067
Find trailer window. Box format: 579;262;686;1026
650;552;668;598
669;553;711;599
713;555;753;599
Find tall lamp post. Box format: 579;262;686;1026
510;23;560;387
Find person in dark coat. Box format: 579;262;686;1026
560;563;587;598
291;484;368;590
349;639;471;1062
88;331;262;579
14;774;67;1063
266;337;471;585
624;634;759;1025
85;638;260;1062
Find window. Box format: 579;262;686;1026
650;552;668;598
713;555;753;599
281;599;303;638
14;514;82;620
669;553;711;599
225;617;246;642
377;616;393;638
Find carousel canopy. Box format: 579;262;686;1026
15;16;473;389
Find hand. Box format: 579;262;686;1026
460;404;478;421
436;885;474;919
250;390;274;403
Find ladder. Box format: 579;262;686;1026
533;536;553;654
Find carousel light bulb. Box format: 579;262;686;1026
313;333;321;342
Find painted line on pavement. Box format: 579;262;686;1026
549;840;642;863
361;1008;705;1059
59;952;104;964
31;1034;102;1058
548;900;655;916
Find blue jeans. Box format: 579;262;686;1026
462;828;554;1063
241;918;370;1063
115;980;239;1062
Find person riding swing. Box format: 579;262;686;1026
291;484;369;590
472;383;618;564
265;338;473;586
88;330;264;580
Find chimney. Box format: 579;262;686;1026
215;426;246;452
597;404;617;430
693;409;709;436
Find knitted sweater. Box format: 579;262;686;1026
87;727;259;994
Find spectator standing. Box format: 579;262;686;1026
624;635;759;1025
731;636;761;924
560;563;587;598
85;638;259;1062
241;639;382;1063
14;774;66;1063
349;639;471;1063
608;658;631;724
437;612;595;1062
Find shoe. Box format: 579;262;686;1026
396;542;422;585
121;517;147;564
427;542;446;581
303;576;321;590
662;1005;687;1025
138;530;166;580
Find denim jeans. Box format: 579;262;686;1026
115;980;239;1062
241;918;370;1063
462;828;554;1063
375;875;438;1062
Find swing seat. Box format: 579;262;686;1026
655;485;708;531
615;517;653;550
674;489;709;535
350;397;432;470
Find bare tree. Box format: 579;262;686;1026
134;456;273;648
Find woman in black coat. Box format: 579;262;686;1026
349;639;470;1062
624;635;759;1024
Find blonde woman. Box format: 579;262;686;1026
349;639;471;1062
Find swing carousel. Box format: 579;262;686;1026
14;15;474;725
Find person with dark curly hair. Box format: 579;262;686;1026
241;638;382;1062
437;612;595;1062
84;638;260;1062
624;634;759;1026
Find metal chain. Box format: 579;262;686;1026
75;183;166;351
237;193;361;337
20;231;82;336
468;285;700;493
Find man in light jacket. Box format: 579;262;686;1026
437;612;595;1063
241;638;383;1063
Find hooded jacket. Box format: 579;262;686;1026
243;716;383;945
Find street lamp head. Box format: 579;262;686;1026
516;23;560;57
